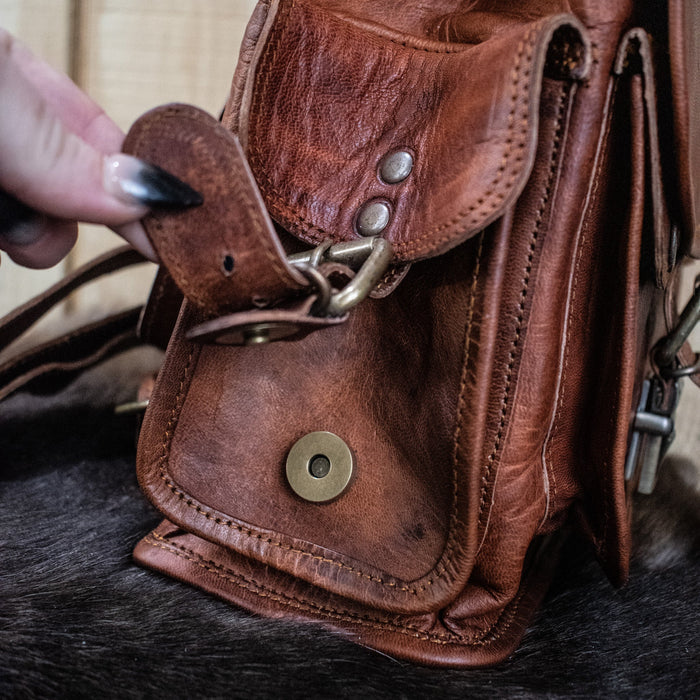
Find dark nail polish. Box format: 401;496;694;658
136;161;204;208
103;154;203;209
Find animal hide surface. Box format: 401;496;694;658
0;349;698;698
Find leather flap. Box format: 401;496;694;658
230;0;590;263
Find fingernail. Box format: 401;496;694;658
103;154;203;209
0;190;42;245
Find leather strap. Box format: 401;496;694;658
0;307;142;402
0;246;149;401
137;267;183;350
0;246;144;349
122;104;309;316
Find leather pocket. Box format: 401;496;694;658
133;2;593;615
137;240;487;614
538;55;651;586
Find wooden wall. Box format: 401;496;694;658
0;0;72;313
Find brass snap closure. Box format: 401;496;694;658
286;431;355;503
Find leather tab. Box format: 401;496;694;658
186;296;346;345
123;104;308;315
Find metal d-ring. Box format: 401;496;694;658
288;236;393;317
307;240;333;269
662;352;700;379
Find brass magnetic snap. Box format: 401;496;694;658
285;431;354;503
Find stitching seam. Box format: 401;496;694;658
477;83;569;528
535;85;569;515
134;120;199;305
225;136;303;292
143;530;530;648
544;82;616;551
393;28;536;256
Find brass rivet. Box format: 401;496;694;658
356;200;391;236
379;150;413;184
286;432;354;503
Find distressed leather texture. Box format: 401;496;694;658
121;0;697;666
229;2;590;262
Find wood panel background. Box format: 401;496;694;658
0;1;698;461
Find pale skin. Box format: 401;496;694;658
0;28;157;268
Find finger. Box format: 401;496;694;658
0;206;157;268
0;33;146;226
0;215;77;269
0;37;201;226
0;31;200;265
0;186;156;265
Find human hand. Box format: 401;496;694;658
0;29;201;269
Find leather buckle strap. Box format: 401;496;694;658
123;104;395;345
186;237;393;346
123;104;310;318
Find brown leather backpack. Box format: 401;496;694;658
2;0;699;667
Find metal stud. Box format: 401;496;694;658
379;150;414;184
286;431;355;503
356;200;391;236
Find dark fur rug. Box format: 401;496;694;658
1;349;698;698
